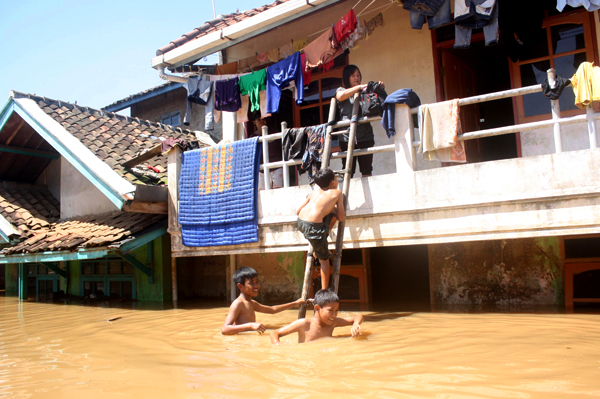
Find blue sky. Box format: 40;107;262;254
0;0;270;110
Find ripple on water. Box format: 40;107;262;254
1;297;600;398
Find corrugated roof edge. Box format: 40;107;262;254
9;91;197;137
156;0;287;56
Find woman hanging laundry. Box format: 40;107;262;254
335;65;385;178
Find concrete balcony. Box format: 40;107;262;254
168;103;600;258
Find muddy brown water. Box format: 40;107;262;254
1;296;599;398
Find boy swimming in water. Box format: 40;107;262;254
296;168;345;290
270;289;363;344
221;267;305;335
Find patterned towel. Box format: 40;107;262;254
418;99;466;163
178;137;262;247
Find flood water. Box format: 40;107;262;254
1;296;600;398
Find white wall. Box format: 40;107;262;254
521;121;600;157
60;158;119;219
35;157;61;202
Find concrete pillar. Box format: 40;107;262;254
18;263;27;300
393;104;417;183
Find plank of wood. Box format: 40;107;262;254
122;201;168;214
122;144;162;169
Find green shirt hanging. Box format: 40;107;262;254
238;69;267;113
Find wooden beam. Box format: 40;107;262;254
122;144;162;169
113;252;154;283
122;201;168;214
38;262;67;278
4;118;25;145
0;144;59;159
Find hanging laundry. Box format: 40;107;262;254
238;69;267;112
267;48;280;63
238;55;261;72
214;77;242;112
408;0;452;30
499;0;545;62
541;76;571;100
301;53;312;86
208;74;239;81
304;27;344;69
266;51;304;114
403;0;444;16
454;0;498;48
364;13;385;39
301;124;327;184
418;99;466;163
259;90;272;118
570;62;600;108
282;127;308;161
341;18;365;50
279;42;294;59
237;95;250;123
557;0;600;11
257;51;269;64
334;9;358;43
215;61;239;75
293;37;309;52
187;79;212;105
381;89;421;138
183;76;215;131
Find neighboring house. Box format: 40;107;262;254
155;0;600;308
103;80;223;143
0;91;207;302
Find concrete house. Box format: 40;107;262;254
152;0;600;309
0;91;206;302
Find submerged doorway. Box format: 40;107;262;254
369;245;430;308
438;40;518;163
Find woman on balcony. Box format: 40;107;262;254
335;65;384;178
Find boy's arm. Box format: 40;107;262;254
252;298;305;314
221;302;266;335
335;190;345;222
334;314;364;337
296;194;311;215
270;318;307;344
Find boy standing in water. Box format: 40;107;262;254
270;289;363;344
296;168;345;290
221;267;304;335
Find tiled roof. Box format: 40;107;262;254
157;0;291;55
12;92;204;186
102;81;181;112
2;211;166;255
0;182;59;237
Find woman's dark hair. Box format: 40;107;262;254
342;64;361;89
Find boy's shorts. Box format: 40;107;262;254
296;213;335;260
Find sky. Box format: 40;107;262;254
0;0;271;111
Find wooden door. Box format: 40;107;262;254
442;51;483;163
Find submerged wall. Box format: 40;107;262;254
235;252;305;303
177;255;228;300
429;237;562;307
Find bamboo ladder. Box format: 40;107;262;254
297;93;361;318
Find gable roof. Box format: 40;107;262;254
1;211;166;256
157;0;291;56
0;182;59;239
0;92;203;195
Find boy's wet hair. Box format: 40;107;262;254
233;267;258;286
314;289;340;307
313;168;336;189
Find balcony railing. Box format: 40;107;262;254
258;68;598;189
